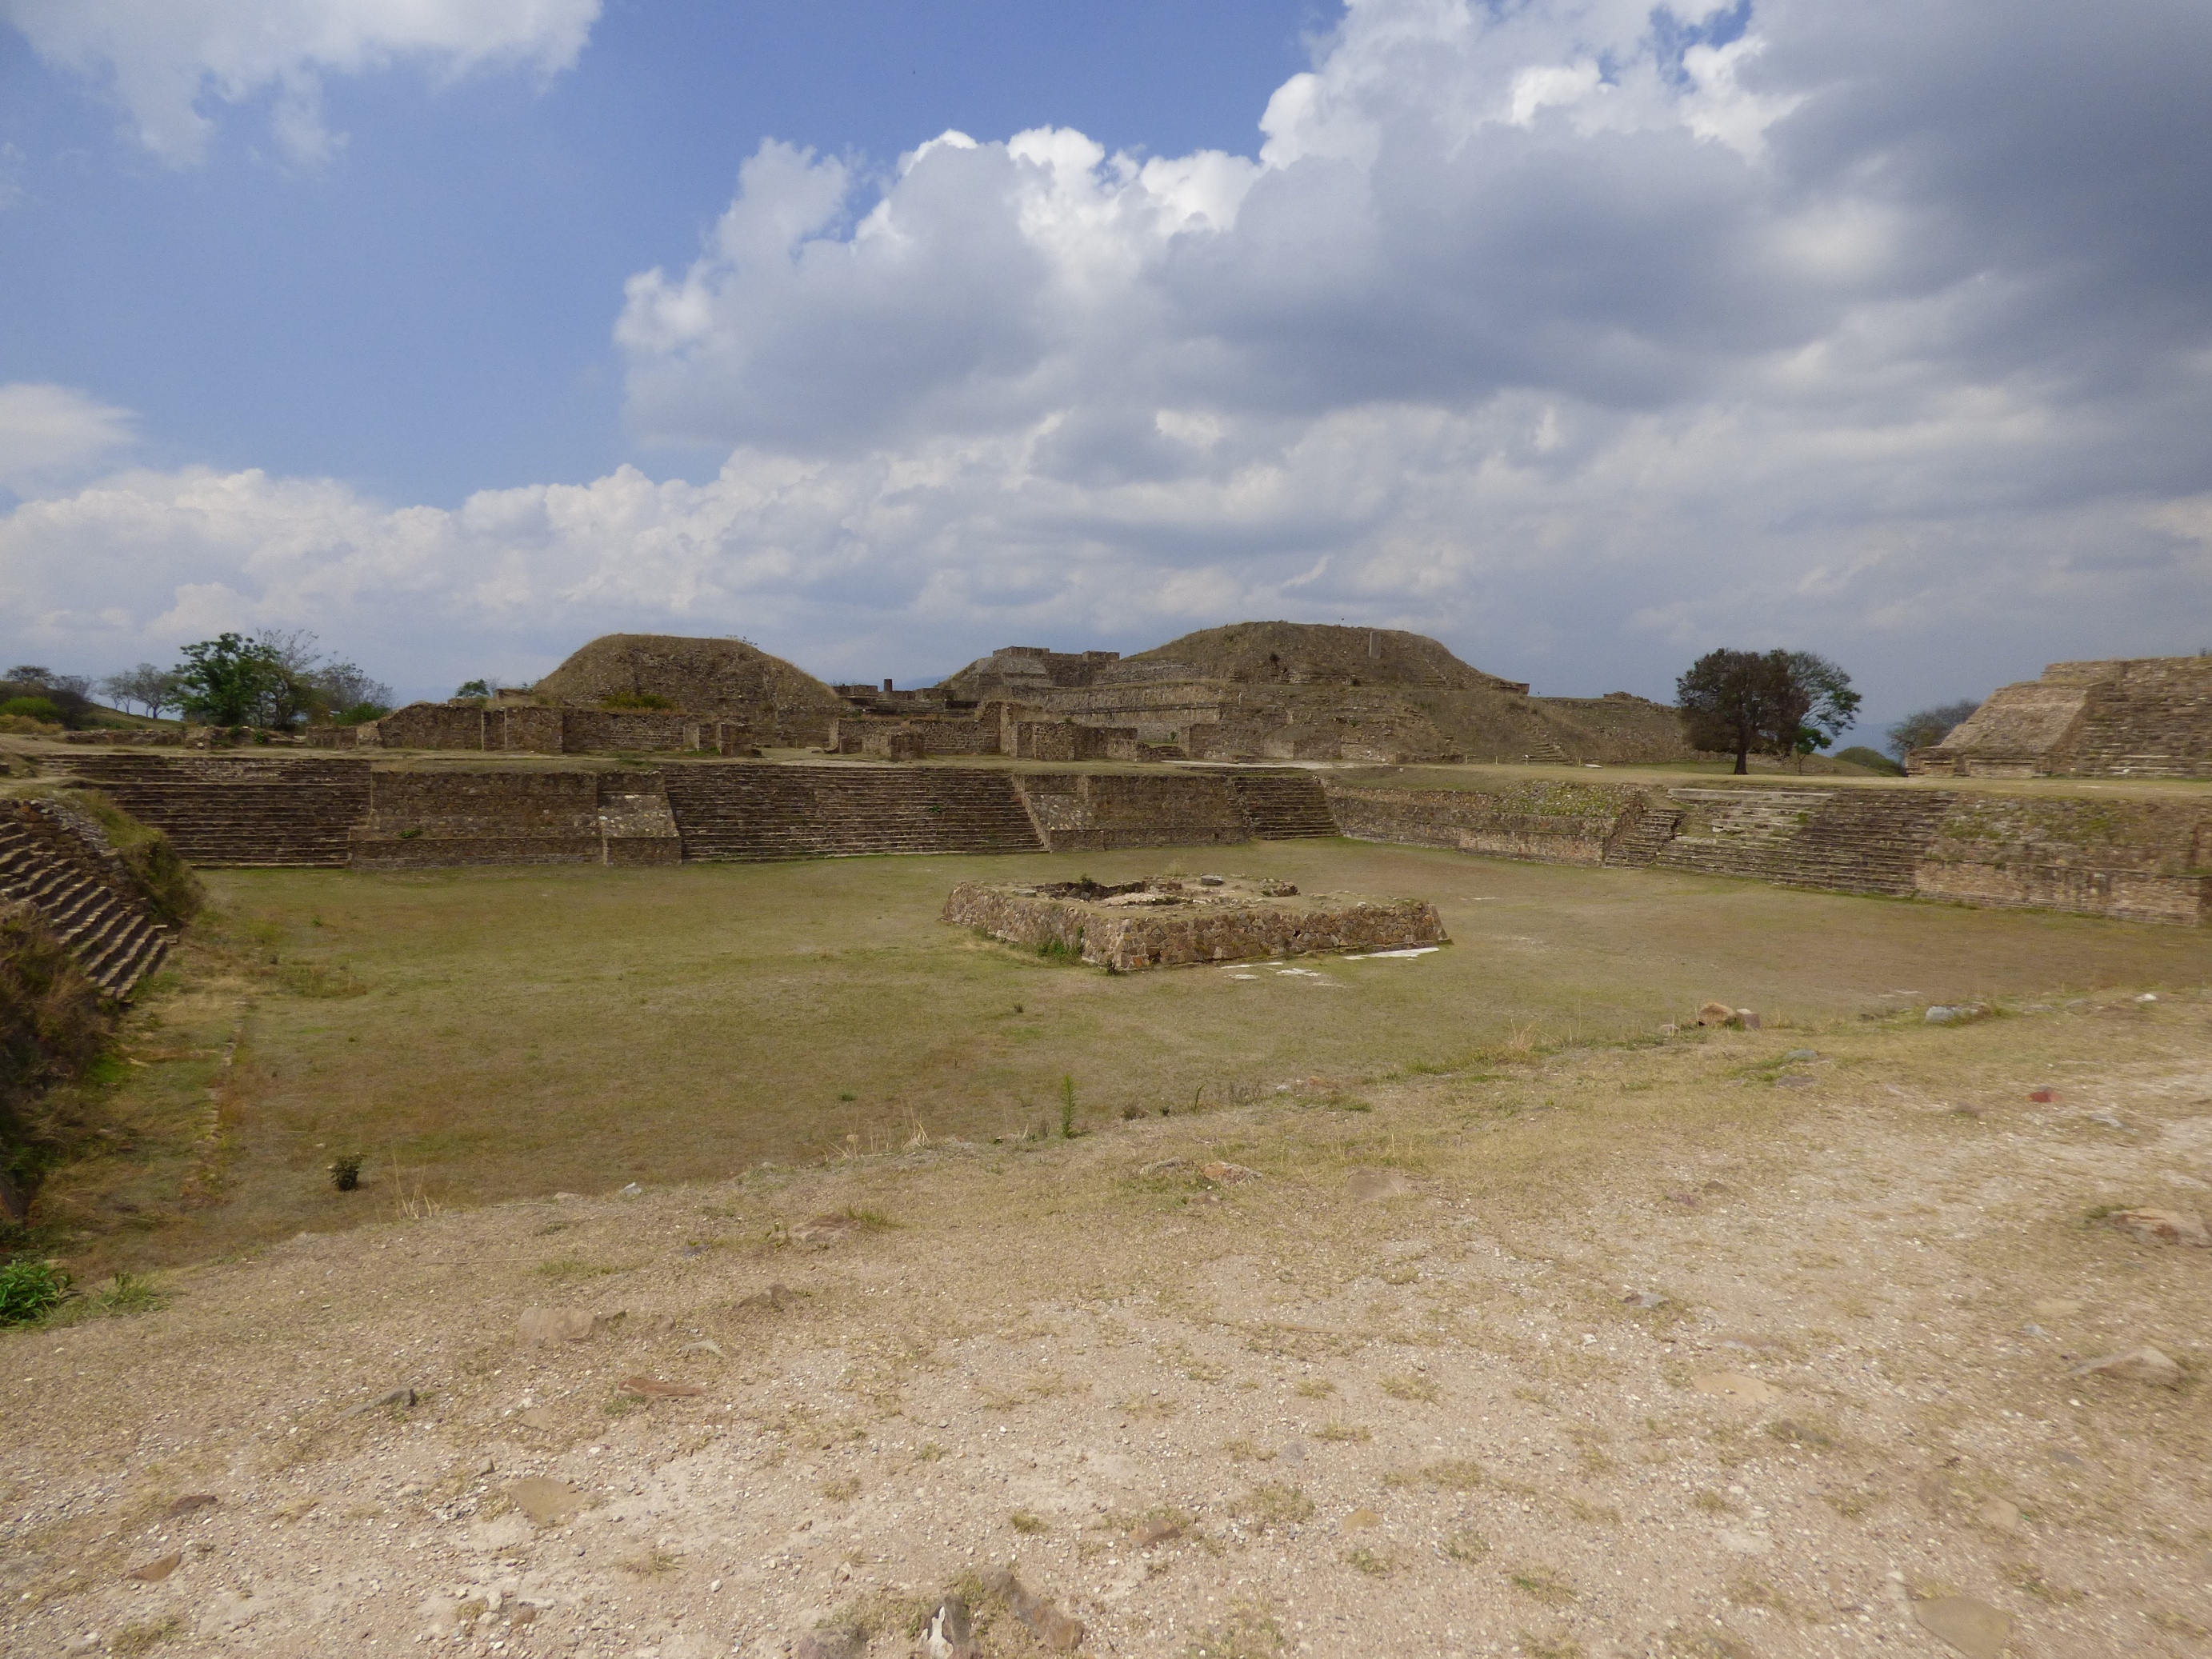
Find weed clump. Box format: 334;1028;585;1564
0;1257;69;1325
329;1154;364;1191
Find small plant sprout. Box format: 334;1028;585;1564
329;1154;364;1191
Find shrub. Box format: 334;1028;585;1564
1834;746;1905;776
0;1257;70;1325
330;1154;364;1191
0;696;62;724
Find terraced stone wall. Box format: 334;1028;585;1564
1325;780;1646;865
1010;773;1250;851
1914;796;2212;925
350;770;680;868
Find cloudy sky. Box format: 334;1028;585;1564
2;1;2209;730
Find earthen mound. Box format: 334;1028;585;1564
534;634;845;721
1122;622;1525;692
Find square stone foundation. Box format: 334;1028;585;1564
942;874;1446;971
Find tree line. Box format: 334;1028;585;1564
1;632;393;731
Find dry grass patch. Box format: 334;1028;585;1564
35;839;2209;1272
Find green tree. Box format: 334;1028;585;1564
1676;648;1835;775
173;634;283;726
1885;698;1982;761
455;678;492;698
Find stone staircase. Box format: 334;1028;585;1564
662;764;1046;861
62;754;372;867
1600;800;1686;867
1766;790;1960;896
2064;682;2212;778
1226;772;1338;838
0;814;170;999
1521;715;1571;765
1652;789;1834;881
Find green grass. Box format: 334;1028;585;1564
42;837;2212;1269
0;1257;69;1324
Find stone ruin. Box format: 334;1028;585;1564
941;873;1448;971
1910;656;2212;778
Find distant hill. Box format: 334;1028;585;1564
534;634;844;722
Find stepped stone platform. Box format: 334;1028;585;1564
26;750;2207;927
0;801;171;999
665;766;1045;861
943;873;1446;971
1329;776;2212;925
63;753;370;867
1912;657;2212;778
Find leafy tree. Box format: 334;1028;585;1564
172;634;284;726
1676;650;1806;774
455;678;492;698
98;663;183;719
311;659;392;716
170;631;393;729
0;666;94;727
1885;698;1982;761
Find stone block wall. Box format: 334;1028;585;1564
1011;772;1253;851
1914;795;2212;925
1010;722;1140;762
351;770;605;866
364;702;703;754
942;878;1446;971
558;710;692;753
1325;780;1646;865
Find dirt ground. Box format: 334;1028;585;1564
6;975;2212;1658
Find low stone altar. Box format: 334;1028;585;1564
942;873;1447;971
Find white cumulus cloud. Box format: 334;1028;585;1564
6;0;2212;729
2;0;601;165
0;382;138;490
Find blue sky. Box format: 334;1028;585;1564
0;2;1326;503
2;0;2210;728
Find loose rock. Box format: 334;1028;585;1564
2073;1345;2183;1387
502;1477;586;1525
165;1493;218;1517
794;1625;866;1659
922;1596;978;1659
1201;1161;1261;1185
619;1376;707;1399
126;1553;182;1583
1974;1498;2022;1533
983;1567;1085;1651
2104;1207;2209;1247
1912;1595;2012;1659
518;1307;603;1345
1345;1167;1411;1201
